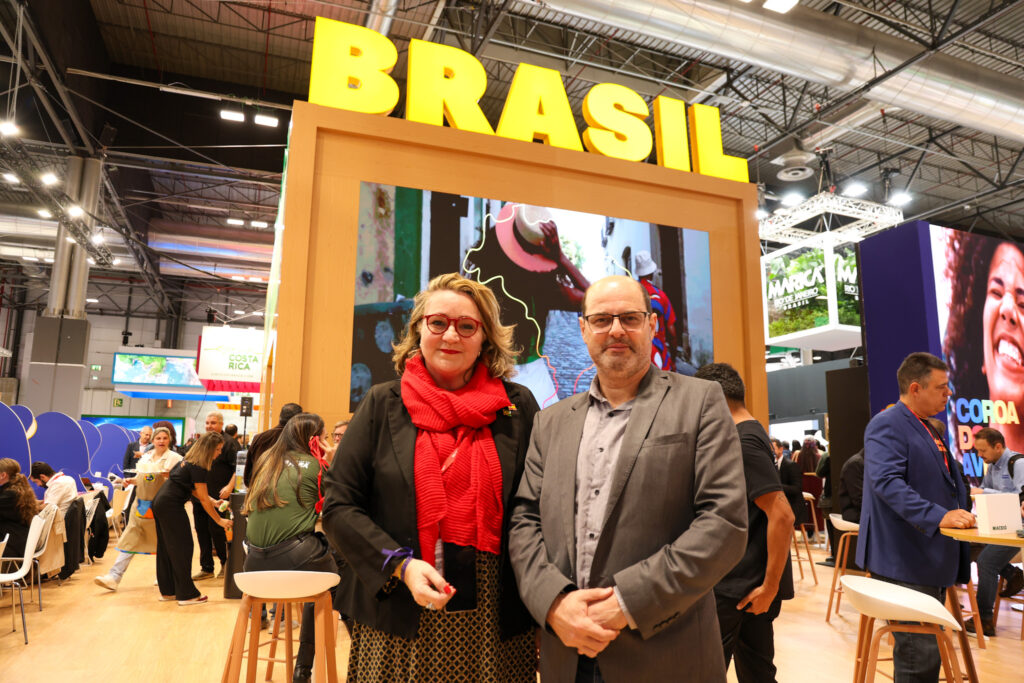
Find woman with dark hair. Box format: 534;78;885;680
795;438;820;474
0;458;37;558
323;273;540;683
243;412;337;683
152;432;232;605
795;439;824;539
944;232;1024;454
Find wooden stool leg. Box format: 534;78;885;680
827;532;847;622
792;530;805;580
245;599;262;683
285;602;295;683
802;529;818;585
313;594;328;683
265;602;284;680
223;595;252;683
851;613;868;683
315;593;339;683
864;624;891;683
992;578;1004;628
835;533;854;615
965;582;986;650
936;628;963;683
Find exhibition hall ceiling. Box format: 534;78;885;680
0;0;1023;321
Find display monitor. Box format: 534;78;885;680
350;182;714;411
930;225;1024;477
111;352;202;387
80;415;186;442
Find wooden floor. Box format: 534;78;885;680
2;536;1022;682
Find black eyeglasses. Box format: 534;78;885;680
422;313;483;338
581;311;649;332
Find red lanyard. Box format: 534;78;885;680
308;436;328;513
912;414;951;473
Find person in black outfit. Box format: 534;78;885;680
0;458;37;559
121;425;153;473
242;402;303;487
192;411;238;580
778;457;808;527
838;449;865;523
696;363;795;683
152;432;233;605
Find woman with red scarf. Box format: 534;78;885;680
242;412;337;683
323;273;540;682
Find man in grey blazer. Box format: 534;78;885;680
509;275;748;683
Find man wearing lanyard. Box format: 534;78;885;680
857;352;974;682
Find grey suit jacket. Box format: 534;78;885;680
509;367;748;682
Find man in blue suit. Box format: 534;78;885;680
857;352;974;682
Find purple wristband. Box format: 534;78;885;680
399;557;412;582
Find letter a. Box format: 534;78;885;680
308;17;399;115
496;64;583;152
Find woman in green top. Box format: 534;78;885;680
243;412;338;683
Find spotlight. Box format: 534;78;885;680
254;114;279;128
231;275;246;281
44;257;54;263
40;172;58;186
234;310;246;316
65;236;75;243
0;120;19;136
91;232;104;244
226;218;245;226
2;172;18;183
37;209;52;218
87;257;96;265
247;276;262;282
68;205;84;218
112;258;121;265
763;0;799;12
250;220;268;228
22;255;39;262
888;191;913;207
220;110;245;122
842;182;868;198
86;298;99;303
781;192;804;207
755;208;769;220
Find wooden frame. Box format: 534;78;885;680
265;101;765;429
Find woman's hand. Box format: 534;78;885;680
400;559;455;611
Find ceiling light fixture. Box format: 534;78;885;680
247;276;262;282
842;182;868;198
0;120;19;136
254;114;279;127
40;172;58;186
91;232;104;244
44;257;54;263
65;236;75;243
250;220;268;228
2;172;18;183
234;310;246;315
755;208;769;220
220;109;245;122
38;209;52;218
230;275;246;281
226;218;245;226
22;255;38;262
86;297;99;303
68;205;84;218
763;0;799;13
781;192;804;207
112;258;121;265
86;257;96;265
888;191;913;207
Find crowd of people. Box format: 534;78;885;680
4;270;1024;683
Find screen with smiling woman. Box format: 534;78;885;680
931;225;1024;480
347;181;715;413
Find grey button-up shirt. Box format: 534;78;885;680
575;379;634;588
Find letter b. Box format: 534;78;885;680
308;17;400;115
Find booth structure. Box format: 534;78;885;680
263;101;767;427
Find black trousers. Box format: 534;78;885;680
153;501;201;601
193;503;227;572
716;592;782;683
243;532;339;669
575;655;605;683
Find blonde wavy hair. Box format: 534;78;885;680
392;273;519;379
184;432;224;470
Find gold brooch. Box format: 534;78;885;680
502;404;518;417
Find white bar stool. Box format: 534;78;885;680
222;570;340;683
826;513;865;622
841;575;963;683
802;491;822;545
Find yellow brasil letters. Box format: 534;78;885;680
308;17;399;115
581;83;653;162
406;39;493;135
496;63;583;152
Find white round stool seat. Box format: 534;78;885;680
840;575;960;631
234;570;340;600
802;491;815;502
829;513;860;532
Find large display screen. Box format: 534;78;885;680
112;353;202;387
930;225;1024;477
81;415;186;442
349;182;714;411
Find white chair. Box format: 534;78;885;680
222;571;340;683
802;491;822;545
826;513;865;622
30;504;58;608
1;516;47;644
841;575;962;683
106;485;130;538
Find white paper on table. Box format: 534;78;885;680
975;492;1024;535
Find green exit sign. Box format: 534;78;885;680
90;364;102;372
113;397;123;407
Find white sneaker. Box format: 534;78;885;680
94;575;118;591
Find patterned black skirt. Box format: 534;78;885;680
347;552;537;682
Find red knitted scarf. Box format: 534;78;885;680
402;354;509;567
